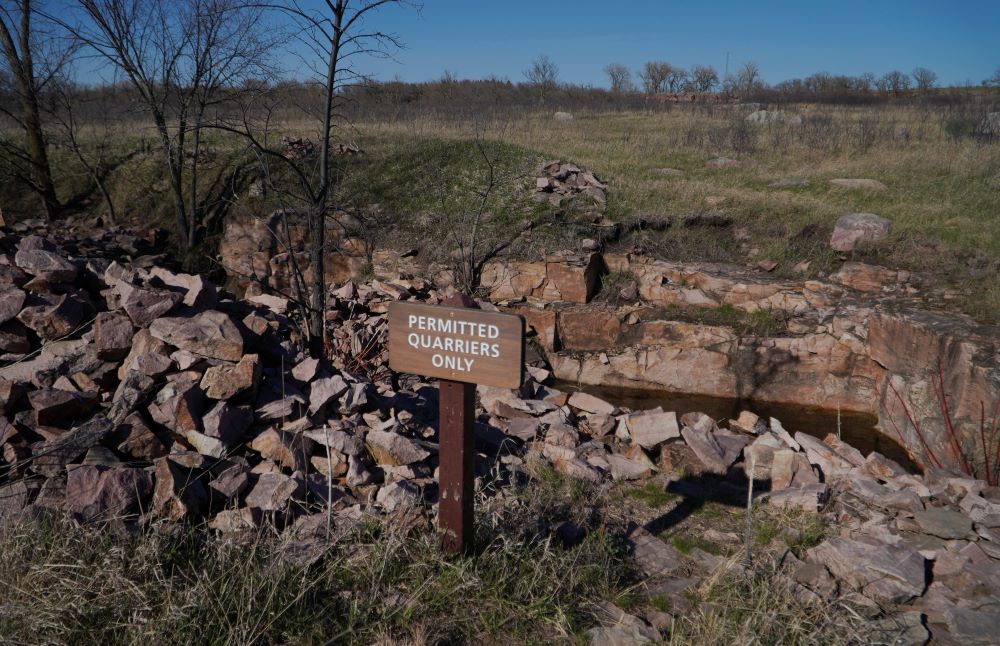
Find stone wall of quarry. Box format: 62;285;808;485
219;215;1000;471
482;253;1000;473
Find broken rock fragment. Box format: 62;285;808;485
200;353;260;400
149;310;243;361
365;429;431;467
66;464;152;521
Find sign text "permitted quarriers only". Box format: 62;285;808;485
388;301;524;388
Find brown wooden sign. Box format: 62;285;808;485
388;301;524;389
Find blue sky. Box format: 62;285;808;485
343;0;1000;87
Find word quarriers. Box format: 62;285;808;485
388;301;524;389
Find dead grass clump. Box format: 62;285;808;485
0;467;636;645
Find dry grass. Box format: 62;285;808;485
0;466;635;645
3;101;997;317
349;103;1000;320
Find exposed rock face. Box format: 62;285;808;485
481;252;606;304
216;209;365;295
508;253;999;472
869;308;1000;473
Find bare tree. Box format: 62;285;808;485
639;61;671;94
984;67;1000;88
735;61;763;96
219;0;409;357
689;64;718;93
431;133;536;295
880;70;910;95
59;0;271;249
912;66;937;92
0;0;66;219
523;54;557;103
46;77;119;221
665;65;687;93
603;62;632;93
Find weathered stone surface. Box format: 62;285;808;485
201;354;260;400
588;602;659;645
208;463;250;500
116;412;167;460
624;410;679;449
607;453;652;480
375;480;420;512
148;378;203;434
15;245;77;282
862;452;907;481
149;267;217;307
28;387;98;427
794;432;854;478
117;328;171;379
203;402;253;445
625;524;684;577
820;434;866;467
808;537;925;605
769;483;827;511
245;472;303;511
66;464;152;521
249;429;312;471
770;449;818;490
17;294;85;340
366;429;430;467
482;253;604;304
730;410;762;434
94;312;135;360
830;213;891;251
0;479;41;514
303;427;364;457
116;282;182;327
870;308;999;477
829;262;905;293
568;391;615;415
149;311;243;361
152;456;208;520
291;357;320;382
680;425;728;474
912;508;972;539
308;375;349;415
942;607;1000;646
0;285;25;324
557;308;620;351
32;416;112;477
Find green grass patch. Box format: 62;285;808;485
667;532;722;556
625;481;679;508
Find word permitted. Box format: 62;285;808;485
388;301;524;388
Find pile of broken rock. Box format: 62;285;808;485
0;225;998;644
533;160;608;207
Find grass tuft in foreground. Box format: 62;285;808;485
0;470;635;645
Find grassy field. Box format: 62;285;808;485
347;103;1000;320
2;101;998;319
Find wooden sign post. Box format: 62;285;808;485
388;295;524;554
